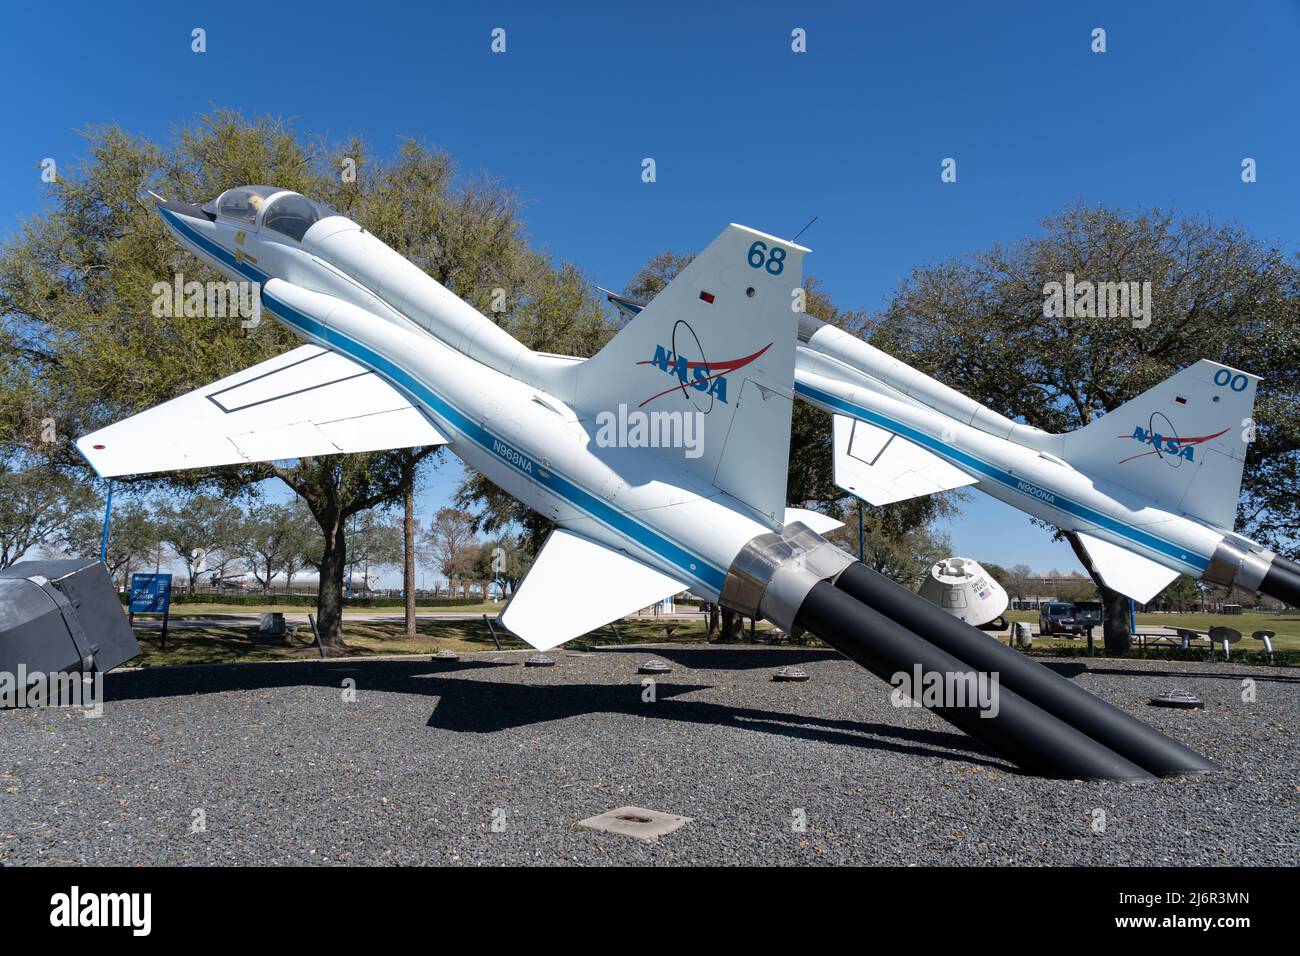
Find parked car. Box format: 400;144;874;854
1039;602;1079;636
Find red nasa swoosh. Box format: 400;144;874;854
634;341;773;408
1117;427;1230;464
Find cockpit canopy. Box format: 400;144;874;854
202;186;338;241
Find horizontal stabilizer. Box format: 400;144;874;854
833;414;976;506
784;507;844;535
77;345;447;477
600;287;646;321
500;530;686;650
1076;532;1180;604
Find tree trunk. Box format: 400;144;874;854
716;607;745;643
1063;530;1131;657
403;478;416;638
316;519;347;647
1099;586;1132;656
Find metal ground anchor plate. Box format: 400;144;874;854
1149;689;1204;709
577;806;692;842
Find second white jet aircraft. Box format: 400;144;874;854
602;293;1298;607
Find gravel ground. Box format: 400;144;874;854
1;646;1296;866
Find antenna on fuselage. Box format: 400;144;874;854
791;216;818;244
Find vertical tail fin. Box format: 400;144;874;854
1061;360;1258;529
575;224;808;526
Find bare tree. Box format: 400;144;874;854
423;507;480;597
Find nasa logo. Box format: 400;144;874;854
636;320;771;412
1119;414;1228;466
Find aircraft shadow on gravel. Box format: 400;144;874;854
419;675;1007;769
588;645;844;670
1043;661;1299;685
99;657;1008;771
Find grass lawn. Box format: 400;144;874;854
161;600;507;617
124;606;1296;668
125;615;758;668
1005;608;1300;652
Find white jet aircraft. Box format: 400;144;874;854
603;294;1298;607
77;186;841;650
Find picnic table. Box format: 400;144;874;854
1134;625;1276;662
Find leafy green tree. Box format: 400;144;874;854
238;503;303;593
979;562;1011;589
472;533;533;598
153;493;246;592
844;506;954;590
1152;574;1202;612
0;462;95;569
57;498;159;587
343;509;402;590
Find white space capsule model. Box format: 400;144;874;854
917;557;1009;628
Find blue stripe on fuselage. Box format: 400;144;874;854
795;380;1209;573
159;208;728;592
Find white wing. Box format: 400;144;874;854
76;345;447;477
784;507;844;535
1075;532;1181;603
500;530;686;650
833;414;976;506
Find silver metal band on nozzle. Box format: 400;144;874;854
1202;537;1274;593
720;521;856;634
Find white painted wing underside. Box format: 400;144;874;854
832;414;976;506
1075;531;1180;604
77;344;447;477
784;507;844;535
500;529;687;651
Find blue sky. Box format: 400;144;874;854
4;1;1298;581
